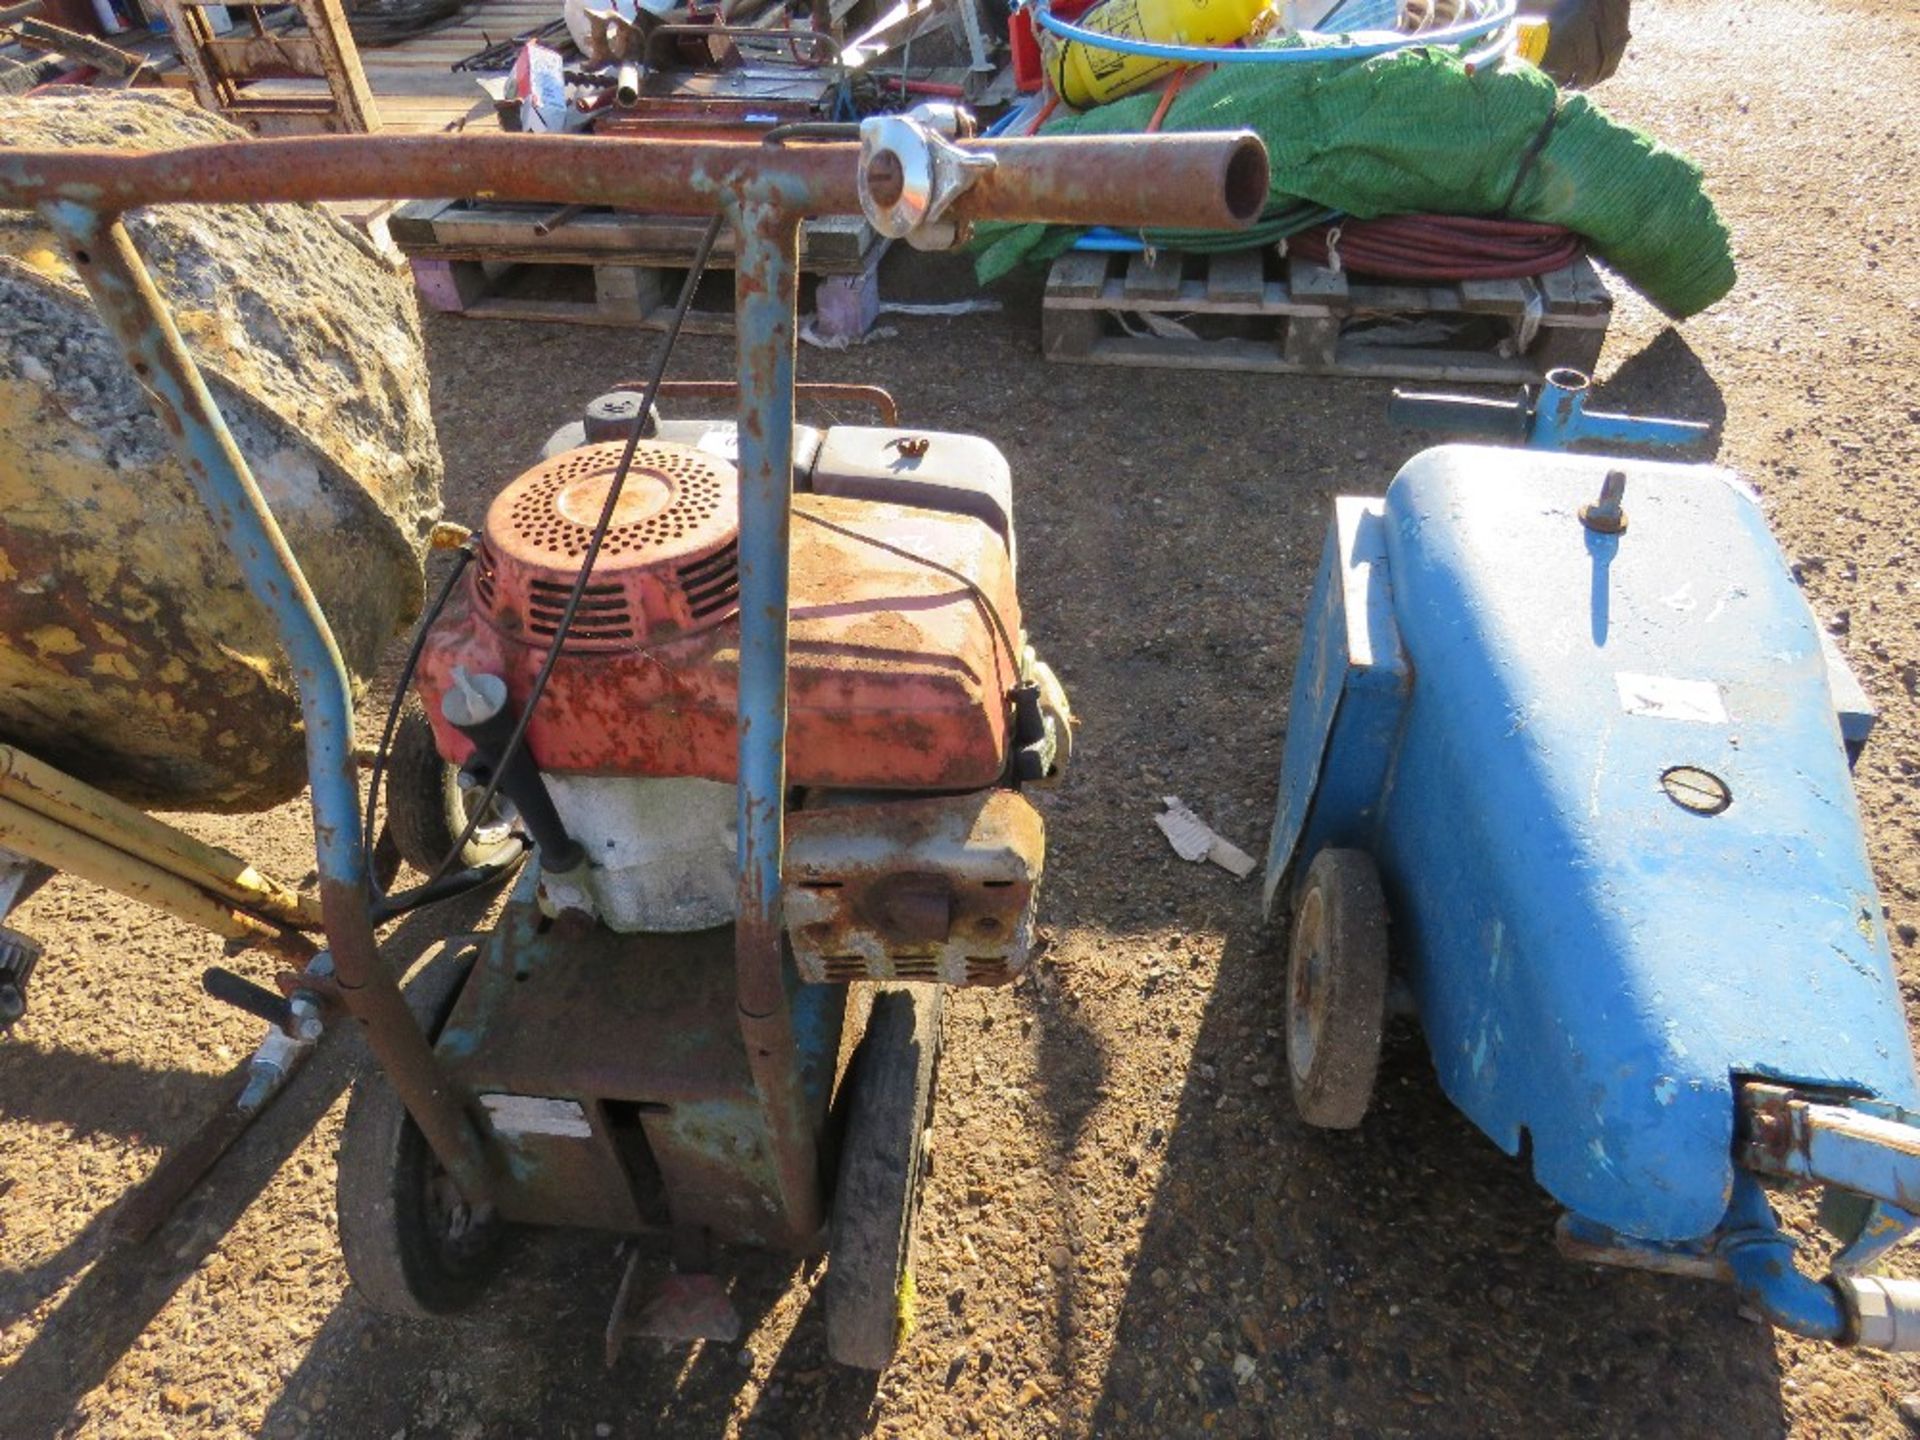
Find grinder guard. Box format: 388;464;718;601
1267;442;1920;1345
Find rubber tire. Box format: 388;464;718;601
824;984;944;1370
1286;849;1390;1131
383;697;518;875
336;946;505;1318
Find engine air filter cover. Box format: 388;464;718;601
476;441;741;647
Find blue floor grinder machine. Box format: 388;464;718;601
1266;372;1920;1350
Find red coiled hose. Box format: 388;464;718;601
1287;214;1585;281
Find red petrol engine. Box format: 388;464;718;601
413;419;1067;985
419;437;1021;788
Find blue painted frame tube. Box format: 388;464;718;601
1720;1173;1848;1342
727;193;824;1248
36;203;497;1207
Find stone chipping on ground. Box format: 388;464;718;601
2;0;1920;1435
0;91;441;811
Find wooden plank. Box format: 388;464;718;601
410;257;490;312
594;264;666;321
1281;313;1340;371
1570;256;1611;313
1123;250;1183;302
1538;259;1610;317
394;203;873;272
1043;251;1612;383
1457;276;1535;317
204;33;323;80
386;197;457;245
1040;306;1103;362
445;294;737;334
1287;256;1349;309
1045;251;1112;301
1530;322;1607;376
1204;249;1266;306
1350;282;1441;314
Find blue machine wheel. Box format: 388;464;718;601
1286;849;1390;1130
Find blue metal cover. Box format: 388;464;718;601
1366;446;1917;1241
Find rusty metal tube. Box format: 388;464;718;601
948;133;1269;231
0;132;1267;233
729;195;824;1249
34;203;498;1209
0;745;319;929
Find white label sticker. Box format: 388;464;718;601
1615;672;1728;724
696;427;739;462
480;1093;593;1138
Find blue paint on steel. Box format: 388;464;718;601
1530;374;1710;455
729;200;799;956
790;969;846;1114
1262;498;1408;920
1388;377;1713;458
1772;1099;1920;1217
1030;0;1515;65
1273;443;1920;1244
37;203;363;888
1720;1173;1848;1341
1833;1198;1920;1276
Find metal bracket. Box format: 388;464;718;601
1741;1081;1920;1276
858;105;997;251
1389;367;1713;457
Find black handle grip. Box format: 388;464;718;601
202;966;292;1029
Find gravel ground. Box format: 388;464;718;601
3;0;1919;1434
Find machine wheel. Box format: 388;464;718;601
824;984;944;1370
336;947;505;1318
384;697;519;875
1286;849;1390;1131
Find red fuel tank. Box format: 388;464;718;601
416;441;1022;790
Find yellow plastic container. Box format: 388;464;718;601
1040;0;1276;108
1514;14;1550;66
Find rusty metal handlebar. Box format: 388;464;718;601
0;131;1269;232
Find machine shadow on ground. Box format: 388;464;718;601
0;890;503;1440
1068;907;1789;1439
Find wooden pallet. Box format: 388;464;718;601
393;199;882;333
1041;247;1611;382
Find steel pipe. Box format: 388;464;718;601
727;195;822;1249
33;203;498;1209
0;132;1267;233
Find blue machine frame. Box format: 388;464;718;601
1266;442;1920;1346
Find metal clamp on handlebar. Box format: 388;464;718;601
858;105;997;252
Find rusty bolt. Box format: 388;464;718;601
1748;1109;1791;1156
1580;469;1629;535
